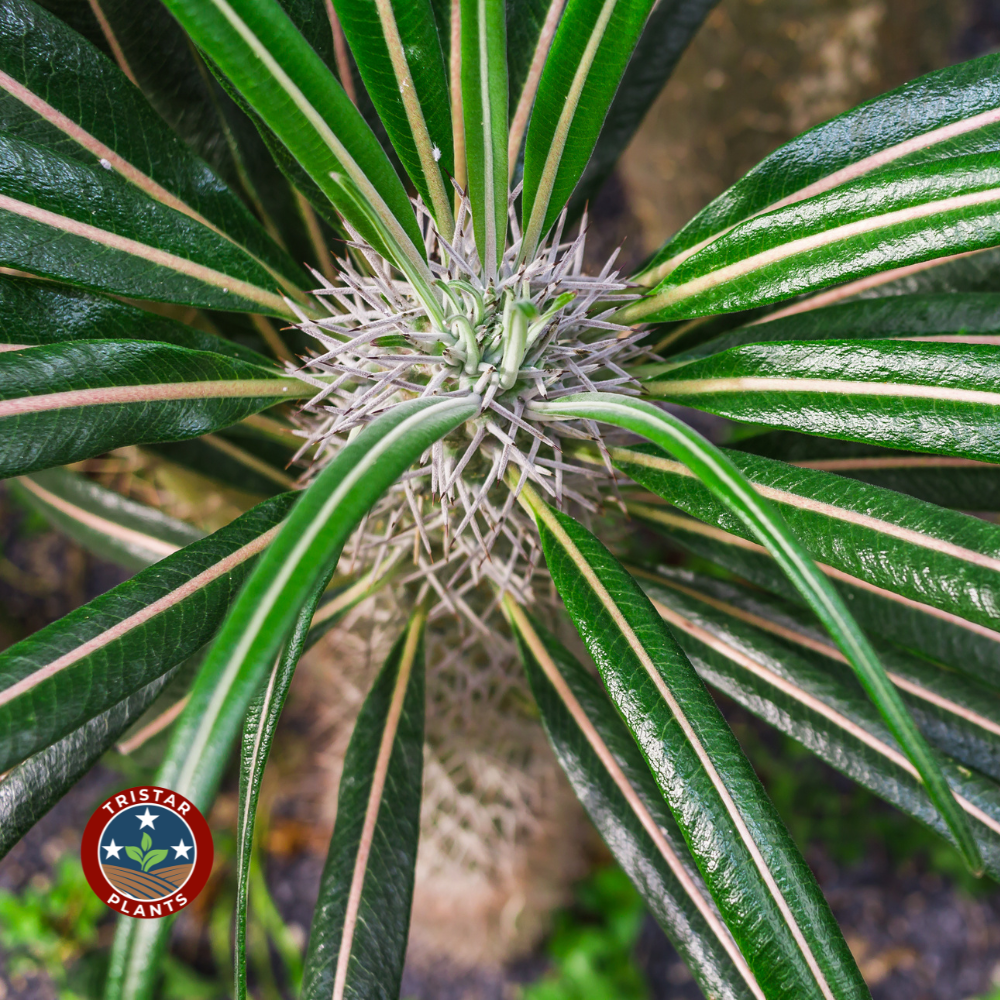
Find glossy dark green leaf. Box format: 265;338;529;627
736;431;1000;511
301;610;425;1000
537;392;982;872
10;469;204;571
160;0;428;281
614;441;1000;636
631;503;1000;693
506;0;556;110
0;664;182;860
0;340;311;480
640;568;1000;783
639;569;1000;877
636;53;1000;288
628;152;1000;322
0;0;311;299
0;135;297;316
0;492;295;775
508;600;763;1000
646;340;1000;463
0;274;273;364
332;0;455;232
567;0;719;217
524;490;868;999
521;0;655;258
461;0;508;275
105;396;477;1000
234;566;399;1000
672;292;1000;363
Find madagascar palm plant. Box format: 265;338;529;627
1;0;1000;996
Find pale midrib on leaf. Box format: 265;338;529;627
332;607;424;1000
653;597;1000;839
612;446;1000;573
0;71;310;301
449;0;466;192
86;0;139;85
630;502;1000;645
643;573;1000;741
519;484;838;1000
521;0;616;263
0;194;294;316
0;524;281;709
650;374;1000;409
371;0;455;236
16;476;181;559
0;378;310;419
475;0;498;275
507;0;568;181
794;456;994;471
117;694;191;755
175;397;477;794
504;596;765;1000
628;185;1000;320
639;107;1000;287
205;0;428;279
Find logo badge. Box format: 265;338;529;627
80;786;213;918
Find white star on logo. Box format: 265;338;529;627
172;840;192;860
103;839;122;860
136;807;159;829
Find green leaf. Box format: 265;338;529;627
0;666;180;860
105;396;477;1000
639;568;1000;783
630;502;1000;696
636;53;1000;288
0;0;311;300
141;849;169;871
627;151;1000;322
0;133;298;316
507;600;764;1000
332;0;455;233
639;568;1000;878
461;0;508;276
534;392;983;873
0;492;295;774
0;340;311;480
140;832;152;852
646;340;1000;463
235;568;393;1000
160;0;429;282
566;0;719;218
613;442;1000;638
521;0;655;258
11;469;204;571
520;486;868;1000
736;431;1000;511
124;846;144;864
670;292;1000;364
301;610;425;1000
0;274;274;365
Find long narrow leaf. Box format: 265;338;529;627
301;609;425;1000
519;483;868;1000
461;0;508;275
0;492;295;774
332;0;455;233
533;392;983;872
0;341;310;479
106;395;476;1000
647;340;1000;462
639;570;1000;877
507;599;764;1000
520;0;655;259
11;469;204;570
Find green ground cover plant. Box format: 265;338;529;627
2;0;1000;997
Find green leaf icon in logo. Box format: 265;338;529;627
121;832;170;871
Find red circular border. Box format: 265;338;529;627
80;786;213;919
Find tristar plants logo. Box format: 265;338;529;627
80;786;213;918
